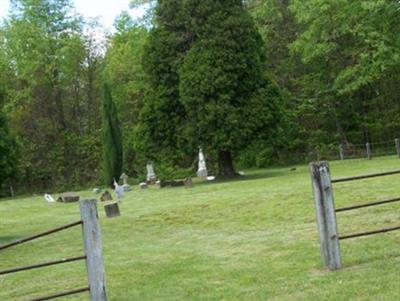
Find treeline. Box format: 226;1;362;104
0;0;399;193
248;0;400;161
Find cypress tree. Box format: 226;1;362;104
102;83;123;187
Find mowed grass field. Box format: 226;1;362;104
1;156;400;301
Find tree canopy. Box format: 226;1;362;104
136;0;282;177
0;0;399;192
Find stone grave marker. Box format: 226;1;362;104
57;192;80;203
100;191;113;202
104;202;120;218
146;162;157;183
197;148;208;178
120;173;132;191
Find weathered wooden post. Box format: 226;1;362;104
366;142;372;160
395;138;400;159
339;144;344;161
80;199;108;301
310;161;342;270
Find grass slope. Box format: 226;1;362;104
1;156;400;300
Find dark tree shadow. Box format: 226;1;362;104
195;168;293;186
342;251;400;269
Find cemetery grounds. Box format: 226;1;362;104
0;156;399;300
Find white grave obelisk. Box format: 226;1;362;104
197;148;208;178
146;162;157;182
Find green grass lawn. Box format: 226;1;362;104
1;156;400;300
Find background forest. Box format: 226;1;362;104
0;0;399;194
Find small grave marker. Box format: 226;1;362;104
57;193;80;203
104;202;120;218
139;182;148;189
100;191;113;202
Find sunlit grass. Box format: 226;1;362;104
1;156;399;300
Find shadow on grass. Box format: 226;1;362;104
343;251;400;269
0;236;21;246
195;168;292;186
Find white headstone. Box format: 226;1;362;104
114;179;124;199
197;148;208;178
44;194;55;203
92;188;101;194
146;162;156;182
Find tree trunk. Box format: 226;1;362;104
218;150;237;178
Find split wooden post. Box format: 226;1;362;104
310;161;342;270
366;142;372;160
80;199;108;301
339;144;344;161
395;138;400;159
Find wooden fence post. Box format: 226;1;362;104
366;142;372;160
310;161;342;270
80;199;108;301
395;138;400;159
339;144;344;161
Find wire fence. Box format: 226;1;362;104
279;137;400;164
310;162;400;271
0;200;107;301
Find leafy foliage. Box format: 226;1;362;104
1;0;103;191
247;0;400;160
0;88;17;189
1;0;400;192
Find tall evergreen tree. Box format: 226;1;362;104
134;0;190;169
137;0;281;177
102;84;123;187
104;13;148;174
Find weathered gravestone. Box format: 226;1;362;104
139;182;148;189
104;202;120;218
100;191;113;202
155;179;185;188
57;192;80;203
113;180;125;200
146;162;157;183
120;173;132;192
184;177;193;187
155;180;164;188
